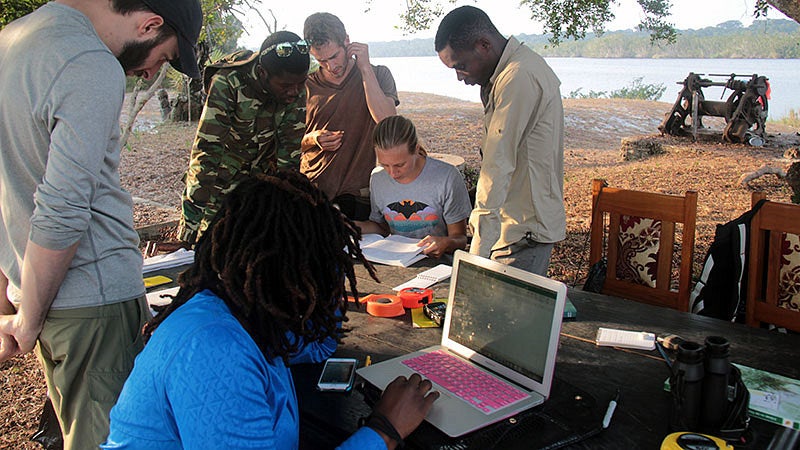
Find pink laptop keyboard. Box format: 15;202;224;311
402;350;530;414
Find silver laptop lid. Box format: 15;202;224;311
441;251;567;397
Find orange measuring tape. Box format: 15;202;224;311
398;287;434;309
359;294;405;317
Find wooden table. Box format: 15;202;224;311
293;260;800;449
149;260;799;449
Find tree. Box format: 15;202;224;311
0;0;258;54
1;0;47;28
758;0;800;26
392;0;798;45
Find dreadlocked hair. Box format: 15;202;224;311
142;170;378;361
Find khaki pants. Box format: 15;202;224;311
35;296;149;450
490;237;555;277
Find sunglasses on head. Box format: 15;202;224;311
260;40;310;58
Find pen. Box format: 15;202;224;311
602;389;619;429
656;341;674;373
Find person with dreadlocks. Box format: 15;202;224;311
103;170;438;449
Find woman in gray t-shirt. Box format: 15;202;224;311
355;116;472;258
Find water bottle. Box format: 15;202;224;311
701;336;731;432
670;340;705;431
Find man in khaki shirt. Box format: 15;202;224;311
435;6;566;276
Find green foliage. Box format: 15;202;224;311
200;0;247;55
770;108;800;127
568;88;607;99
609;77;667;100
166;66;188;93
635;0;677;44
0;0;47;28
368;0;445;34
755;0;771;18
387;0;794;47
390;0;679;45
526;19;800;58
568;77;666;100
524;0;615;45
369;19;800;58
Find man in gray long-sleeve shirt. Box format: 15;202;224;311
0;0;202;447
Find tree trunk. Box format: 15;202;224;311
738;164;786;187
167;84;204;123
120;65;169;149
157;88;171;121
786;161;800;204
767;0;800;24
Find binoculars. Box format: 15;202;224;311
668;336;749;438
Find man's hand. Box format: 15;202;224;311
304;129;344;152
0;313;37;362
347;42;372;72
373;373;439;445
347;41;397;123
0;326;21;361
0;289;20;360
0;240;79;362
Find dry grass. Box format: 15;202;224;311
2;92;798;447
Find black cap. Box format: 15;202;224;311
140;0;203;79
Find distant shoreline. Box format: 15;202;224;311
368;18;800;60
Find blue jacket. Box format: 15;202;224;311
104;289;384;449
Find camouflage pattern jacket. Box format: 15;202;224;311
178;50;305;244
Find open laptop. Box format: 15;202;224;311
357;250;567;437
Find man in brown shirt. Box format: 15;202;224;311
301;12;399;220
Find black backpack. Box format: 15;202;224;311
690;199;767;322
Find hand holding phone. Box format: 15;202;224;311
317;358;358;392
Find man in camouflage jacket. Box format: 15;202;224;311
178;31;309;245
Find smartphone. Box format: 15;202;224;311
316;358;358;392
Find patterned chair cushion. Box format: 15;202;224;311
616;216;661;288
779;232;800;311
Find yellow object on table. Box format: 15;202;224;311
143;275;172;288
661;432;732;450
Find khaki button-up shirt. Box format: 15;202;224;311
470;36;567;257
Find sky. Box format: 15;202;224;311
237;0;788;49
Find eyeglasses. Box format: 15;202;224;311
260;40;310;58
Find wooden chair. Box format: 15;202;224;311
589;179;697;311
746;192;800;332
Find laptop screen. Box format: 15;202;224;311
448;259;558;383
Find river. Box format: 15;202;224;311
373;56;800;120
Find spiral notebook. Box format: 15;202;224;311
393;264;452;291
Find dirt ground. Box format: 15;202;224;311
2;92;798;448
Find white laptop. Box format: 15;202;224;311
357;250;567;437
